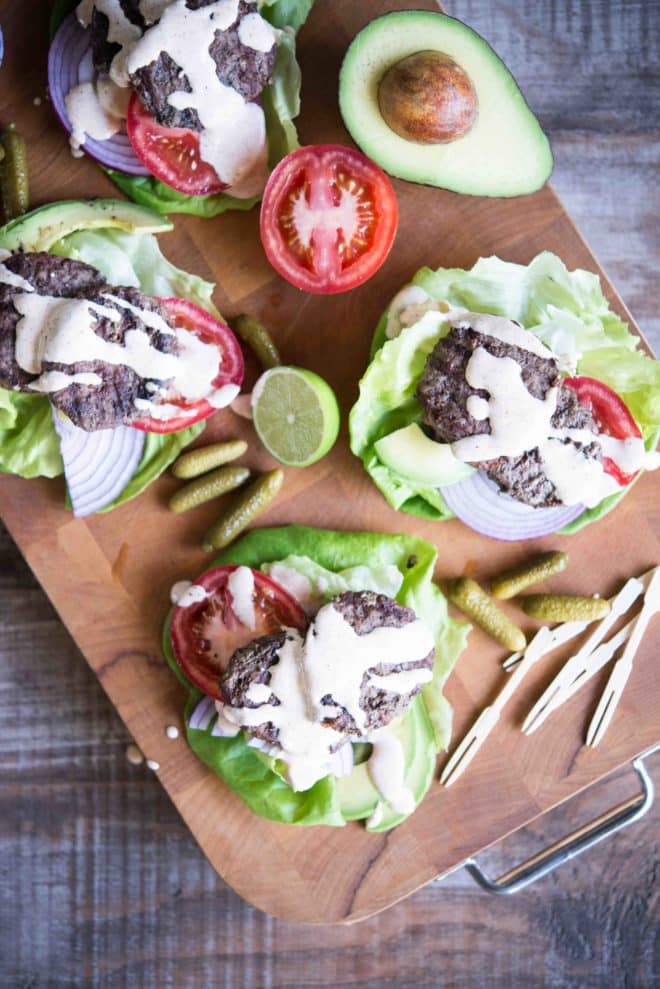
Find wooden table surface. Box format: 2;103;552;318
1;1;658;986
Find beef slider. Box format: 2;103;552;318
0;252;107;390
88;0;146;76
417;323;601;508
221;591;434;746
0;252;179;431
318;591;435;735
44;285;179;431
128;0;278;131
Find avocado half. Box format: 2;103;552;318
339;11;553;197
0;199;172;252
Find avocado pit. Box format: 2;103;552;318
378;50;478;145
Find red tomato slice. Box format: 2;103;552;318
132;297;244;434
260;144;399;295
126;93;226;196
170;566;307;700
564;375;642;485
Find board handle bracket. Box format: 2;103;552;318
454;745;657;896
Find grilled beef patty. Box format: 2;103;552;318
89;0;277;131
221;591;434;746
417;323;601;508
0;252;179;431
88;0;145;76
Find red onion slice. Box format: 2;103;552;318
440;470;584;541
189;695;217;732
53;412;145;517
48;13;149;176
0;27;4;67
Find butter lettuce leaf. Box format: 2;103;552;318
353;252;659;531
164;526;468;828
0;226;211;506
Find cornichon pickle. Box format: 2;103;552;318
447;577;526;652
0;125;29;221
232;314;281;370
169;465;250;513
519;594;611;622
491;551;569;600
203;469;284;550
171;439;248;479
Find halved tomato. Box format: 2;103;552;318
126;93;226;196
564;376;642;485
132;297;244;434
260;144;399;294
170;566;307;699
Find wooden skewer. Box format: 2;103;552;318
502;618;590;672
440;627;554;787
586;568;660;747
523;616;637;732
522;576;645;734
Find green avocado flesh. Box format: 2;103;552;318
375;423;474;487
339;10;553;197
336;695;437;832
0;198;172;252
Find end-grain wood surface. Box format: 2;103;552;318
1;0;659;985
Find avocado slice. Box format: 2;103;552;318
375;423;474;487
336;695;437;830
0;198;172;253
339;11;553;197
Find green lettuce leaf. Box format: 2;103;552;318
352;252;659;532
0;226;211;505
260;0;315;32
164;526;468;828
0;391;64;478
262;553;405;601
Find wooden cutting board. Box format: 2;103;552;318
1;0;658;924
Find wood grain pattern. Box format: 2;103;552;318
1;0;660;940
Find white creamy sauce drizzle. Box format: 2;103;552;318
227;566;256;630
102;292;175;334
454;313;553;359
207;382;241;409
170;579;210;607
0;253;36;292
65;81;124;155
451;349;559;461
443;313;654;507
367;728;415;815
125;0;275;196
77;0;143;86
29;370;103;393
366;802;384;829
218;601;435;799
73;0;278;194
303;605;434;732
237;11;279;51
6;270;227;420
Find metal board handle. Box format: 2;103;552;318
463;747;657;895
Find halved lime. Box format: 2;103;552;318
251;366;340;467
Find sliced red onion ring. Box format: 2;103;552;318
0;27;4;68
53;412;145;517
440;470;584;541
48;13;149;176
189;695;217;732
